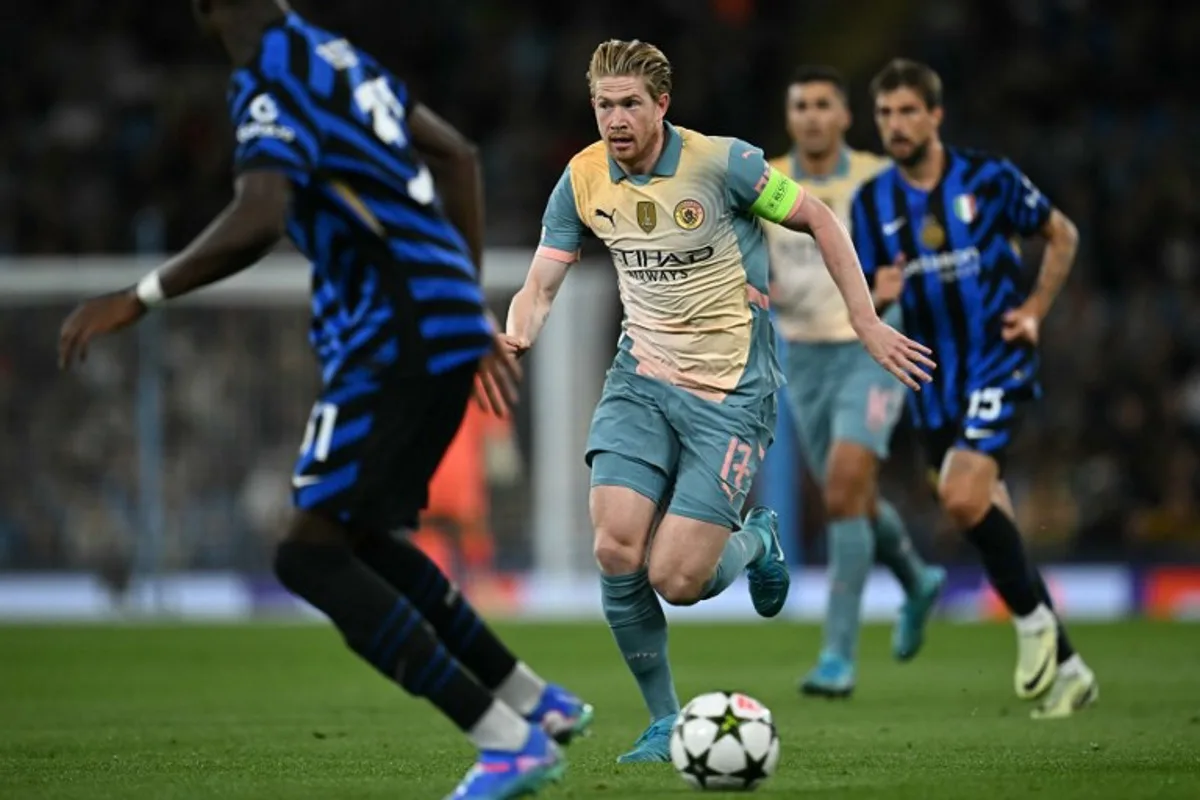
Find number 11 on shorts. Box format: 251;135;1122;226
300;402;339;463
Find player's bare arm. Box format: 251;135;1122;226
505;254;572;353
1002;208;1079;345
409;103;485;276
776;187;935;390
157;170;290;297
472;254;569;417
57;170;289;369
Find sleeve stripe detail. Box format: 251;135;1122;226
535;245;579;264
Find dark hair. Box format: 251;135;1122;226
869;58;943;109
789;65;849;102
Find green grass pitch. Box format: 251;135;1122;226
2;621;1198;799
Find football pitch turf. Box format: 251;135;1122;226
1;621;1197;799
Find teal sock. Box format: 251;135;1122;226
824;517;875;660
701;525;767;600
873;498;925;594
601;569;680;721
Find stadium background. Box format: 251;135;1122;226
2;0;1199;623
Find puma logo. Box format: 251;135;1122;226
594;208;617;228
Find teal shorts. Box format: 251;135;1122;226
586;370;777;529
782;339;906;483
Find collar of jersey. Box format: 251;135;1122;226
607;122;683;183
789;146;851;183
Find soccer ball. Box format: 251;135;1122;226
670;691;780;790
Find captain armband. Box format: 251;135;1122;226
749;168;802;224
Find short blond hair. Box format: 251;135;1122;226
587;39;672;100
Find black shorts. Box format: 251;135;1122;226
290;361;477;531
921;384;1035;478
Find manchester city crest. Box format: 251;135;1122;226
674;199;705;230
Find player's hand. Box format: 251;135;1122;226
1001;301;1042;345
856;318;935;391
474;333;525;417
57;290;146;370
873;258;905;307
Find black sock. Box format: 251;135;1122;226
274;539;492;732
355;531;519;690
963;506;1040;617
1030;568;1076;663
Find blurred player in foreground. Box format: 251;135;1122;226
487;40;932;762
851;58;1097;718
58;1;592;797
766;66;946;698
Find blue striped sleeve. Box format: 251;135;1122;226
228;68;321;181
998;158;1051;236
849;187;879;286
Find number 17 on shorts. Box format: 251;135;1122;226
720;435;764;503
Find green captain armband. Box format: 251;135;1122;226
749;168;801;223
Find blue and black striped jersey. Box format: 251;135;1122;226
227;13;491;382
850;148;1052;430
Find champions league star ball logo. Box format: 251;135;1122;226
674;199;705;230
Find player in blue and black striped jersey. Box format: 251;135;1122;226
850;59;1097;719
57;2;589;795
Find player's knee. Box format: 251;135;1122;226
650;567;705;607
593;528;644;576
937;479;990;530
824;442;878;520
272;538;306;594
274;512;352;591
823;473;871;520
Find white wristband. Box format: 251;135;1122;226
135;271;165;307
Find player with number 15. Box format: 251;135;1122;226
850;59;1096;718
57;2;591;798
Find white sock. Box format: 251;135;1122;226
1058;653;1086;677
1013;603;1056;635
495;661;547;717
468;701;531;752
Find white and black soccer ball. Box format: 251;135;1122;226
670;691;780;791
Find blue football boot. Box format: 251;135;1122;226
616;713;675;764
745;507;790;618
892;566;947;662
444;727;565;800
528;684;594;745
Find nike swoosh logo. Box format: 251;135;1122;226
882;218;906;235
1023;651;1053;693
292;475;323;488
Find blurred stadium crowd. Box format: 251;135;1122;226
2;0;1199;571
